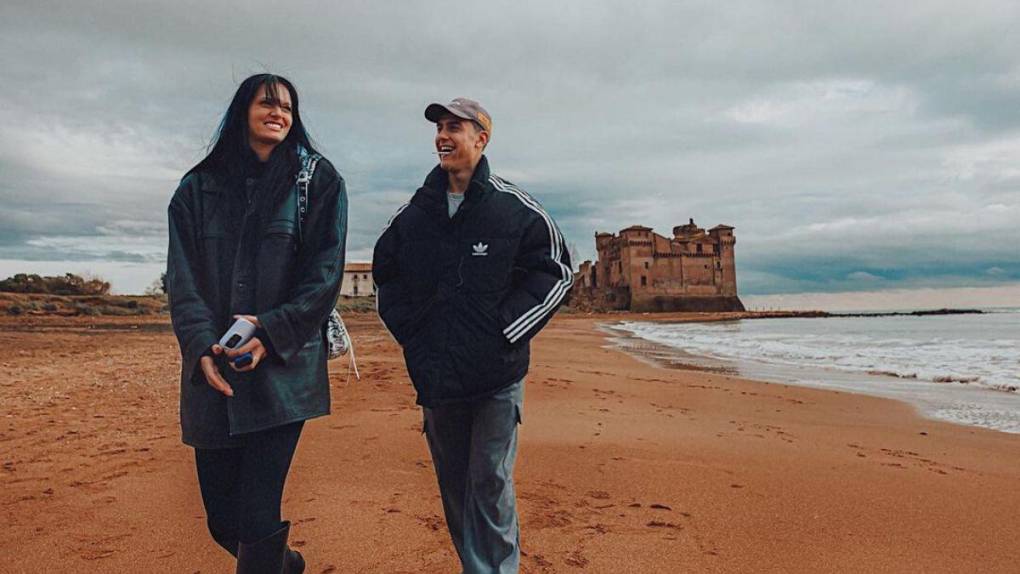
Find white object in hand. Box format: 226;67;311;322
219;317;257;350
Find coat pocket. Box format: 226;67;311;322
258;219;299;290
261;219;298;250
402;336;433;398
462;292;504;337
264;219;297;237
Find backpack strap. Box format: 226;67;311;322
295;151;322;247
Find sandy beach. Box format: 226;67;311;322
2;312;1019;573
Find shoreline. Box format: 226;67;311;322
3;313;1019;572
604;314;1020;435
562;307;987;323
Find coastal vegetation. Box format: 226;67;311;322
0;272;376;317
0;273;160;316
0;272;111;296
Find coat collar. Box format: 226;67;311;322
198;146;288;193
414;156;492;223
421;155;491;199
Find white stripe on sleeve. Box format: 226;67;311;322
489;176;573;343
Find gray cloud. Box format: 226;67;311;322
1;0;1019;295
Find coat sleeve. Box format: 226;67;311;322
167;176;219;384
497;211;573;345
372;205;416;345
258;166;348;364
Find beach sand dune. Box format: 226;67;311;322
2;313;1018;573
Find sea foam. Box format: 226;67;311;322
613;311;1020;433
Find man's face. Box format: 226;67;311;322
434;114;488;173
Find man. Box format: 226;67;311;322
373;98;572;573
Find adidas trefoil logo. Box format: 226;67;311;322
472;242;488;256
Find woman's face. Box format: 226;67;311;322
247;83;293;152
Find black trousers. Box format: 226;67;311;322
194;421;304;553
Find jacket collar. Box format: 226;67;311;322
421;155;491;198
199;145;299;193
413;156;492;222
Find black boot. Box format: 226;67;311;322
236;521;290;574
284;547;305;573
208;520;239;557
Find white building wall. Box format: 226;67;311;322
339;271;374;297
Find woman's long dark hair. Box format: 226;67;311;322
188;74;319;225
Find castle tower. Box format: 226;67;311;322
594;232;615;288
672;218;704;241
709;225;737;296
618;226;653;293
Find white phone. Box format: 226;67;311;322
219;317;257;350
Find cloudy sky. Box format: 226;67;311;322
2;0;1019;299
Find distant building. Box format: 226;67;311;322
573;219;744;312
340;262;373;297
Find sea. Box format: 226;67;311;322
609;308;1020;434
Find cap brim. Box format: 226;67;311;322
425;103;473;123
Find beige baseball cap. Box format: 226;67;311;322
425;97;492;133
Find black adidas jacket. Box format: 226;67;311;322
373;156;572;406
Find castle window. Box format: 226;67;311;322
644;261;649;269
641;276;647;287
696;244;703;254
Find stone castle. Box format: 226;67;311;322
573;219;745;312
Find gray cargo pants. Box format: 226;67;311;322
423;379;524;574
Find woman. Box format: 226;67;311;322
167;74;347;573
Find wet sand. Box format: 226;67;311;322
2;313;1019;573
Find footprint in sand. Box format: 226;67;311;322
646;520;683;530
416;513;444;531
564;549;589;567
584;523;610;535
525;552;554;568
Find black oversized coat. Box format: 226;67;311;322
167;159;347;448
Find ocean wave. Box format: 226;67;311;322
611;312;1020;433
616;316;1020;395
